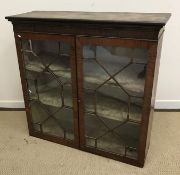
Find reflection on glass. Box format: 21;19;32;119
22;39;74;140
83;59;108;90
115;64;146;97
96;81;129;121
83;44;148;159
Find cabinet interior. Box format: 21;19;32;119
21;38;148;159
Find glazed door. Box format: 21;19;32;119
15;33;79;147
76;36;154;162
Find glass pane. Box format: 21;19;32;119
22;39;74;140
96;81;129;122
83;44;148;159
83;59;108;90
130;97;143;122
97;132;125;155
115;64;146;97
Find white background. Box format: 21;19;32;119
0;0;179;109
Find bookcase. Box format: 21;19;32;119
6;11;170;167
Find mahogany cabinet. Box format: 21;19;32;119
6;11;170;167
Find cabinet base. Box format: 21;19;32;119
29;130;144;167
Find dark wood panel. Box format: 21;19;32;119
138;42;158;165
6;11;171;25
13;22;162;40
15;32;74;42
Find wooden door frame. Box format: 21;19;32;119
76;36;158;167
14;32;79;148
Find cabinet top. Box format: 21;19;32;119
6;11;171;26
